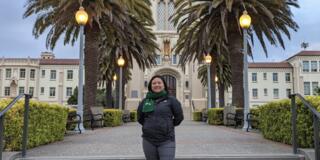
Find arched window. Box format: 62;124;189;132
167;0;175;30
157;0;166;30
156;0;175;31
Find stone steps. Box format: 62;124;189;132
16;154;305;160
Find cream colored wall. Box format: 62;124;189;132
248;68;293;107
288;55;320;95
38;65;79;104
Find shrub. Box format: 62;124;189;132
207;108;224;125
0;99;68;151
258;96;320;148
130;110;137;122
103;109;122;127
192;112;202;121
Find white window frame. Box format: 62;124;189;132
5;69;11;79
50;70;56;80
49;87;56;97
67;70;73;80
273;88;279;99
4;87;10;96
30;69;35;79
66;87;73;97
252;73;257;82
272;73;278;82
20;68;26;79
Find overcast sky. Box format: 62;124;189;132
0;1;319;62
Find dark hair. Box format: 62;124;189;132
148;75;168;93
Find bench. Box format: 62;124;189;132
66;107;104;134
226;112;243;128
122;110;130;123
246;112;258;132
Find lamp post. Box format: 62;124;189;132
204;54;212;109
75;5;88;132
117;56;125;110
239;10;251;131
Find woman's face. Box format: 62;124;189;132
151;77;165;93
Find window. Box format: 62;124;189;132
285;73;291;82
252;88;258;98
30;69;35;79
263;73;267;80
172;54;177;65
156;55;161;65
312;82;319;95
185;81;189;88
19;87;25;94
157;0;175;31
20;69;26;78
6;69;11;78
272;73;278;82
304;82;310;95
50;70;56;80
303;61;310;72
66;87;73;96
41;70;45;78
4;87;10;96
273;88;279;99
286;89;291;97
185;94;189;99
252;73;257;82
144;81;148;88
67;70;73;80
29;87;34;95
49;87;56;97
131;90;138;98
311;61;318;72
40;87;44;95
264;88;268;96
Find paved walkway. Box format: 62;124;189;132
19;120;293;158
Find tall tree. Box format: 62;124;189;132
24;0;156;113
173;0;299;108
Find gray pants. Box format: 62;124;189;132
142;139;176;160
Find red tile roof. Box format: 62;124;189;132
39;59;79;65
249;62;292;68
287;51;320;60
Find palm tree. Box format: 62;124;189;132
173;0;299;108
198;55;232;107
24;0;156;112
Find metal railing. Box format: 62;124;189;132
0;94;32;160
290;93;320;160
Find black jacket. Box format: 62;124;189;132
137;96;184;143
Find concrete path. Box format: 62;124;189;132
18;120;293;158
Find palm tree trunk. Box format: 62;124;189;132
228;32;244;108
84;22;100;114
218;83;225;107
210;58;216;108
105;82;113;108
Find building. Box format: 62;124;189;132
0;52;79;104
1;0;320;109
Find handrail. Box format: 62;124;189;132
0;94;32;160
289;93;320;160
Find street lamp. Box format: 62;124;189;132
204;54;212;109
117;56;125;110
240;10;251;131
75;5;88;133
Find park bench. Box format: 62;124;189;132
226;112;243;128
122;109;130;123
226;112;258;132
66;107;104;134
246;112;258;132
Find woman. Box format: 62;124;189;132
137;75;184;160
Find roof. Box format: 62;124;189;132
286;50;320;61
248;62;292;68
39;59;79;65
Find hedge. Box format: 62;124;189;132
0;99;68;151
207;108;224;125
103;109;122;127
130;110;137;122
258;96;320;148
192;112;202;121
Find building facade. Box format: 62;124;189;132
0;52;79;104
1;0;320;109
